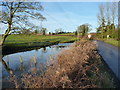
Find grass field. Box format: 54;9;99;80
2;34;79;55
4;34;78;44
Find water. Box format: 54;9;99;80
1;43;72;80
95;40;120;80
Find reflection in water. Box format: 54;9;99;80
35;48;39;51
2;43;72;81
6;56;9;68
19;56;23;71
2;59;13;75
20;62;23;71
33;56;37;67
42;47;47;53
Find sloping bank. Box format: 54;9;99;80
2;41;75;56
2;41;59;56
11;40;119;88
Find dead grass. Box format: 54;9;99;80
9;39;117;88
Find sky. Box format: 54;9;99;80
37;2;101;33
0;2;114;34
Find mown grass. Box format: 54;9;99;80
97;38;120;47
104;40;119;47
4;34;78;44
2;34;78;55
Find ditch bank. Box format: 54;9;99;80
2;40;75;56
2;41;58;56
10;40;119;88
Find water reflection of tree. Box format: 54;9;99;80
55;46;65;51
20;62;23;71
35;48;39;51
42;47;47;53
1;56;24;75
1;59;13;75
6;56;9;67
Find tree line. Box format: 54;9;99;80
96;2;119;39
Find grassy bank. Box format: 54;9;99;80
104;40;119;47
9;40;119;88
2;34;78;55
97;38;120;47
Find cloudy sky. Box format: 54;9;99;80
38;2;102;33
1;1;117;34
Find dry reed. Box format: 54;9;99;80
9;40;117;88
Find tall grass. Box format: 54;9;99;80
8;39;117;88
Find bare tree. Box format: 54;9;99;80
118;1;120;29
105;2;111;35
97;4;106;38
105;2;111;25
97;2;118;38
110;2;117;25
0;2;46;45
99;4;105;24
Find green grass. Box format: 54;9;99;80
98;38;120;47
104;40;119;47
4;34;78;44
2;34;79;55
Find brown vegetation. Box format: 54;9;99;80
9;39;116;88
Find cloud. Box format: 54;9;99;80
41;11;97;32
0;9;98;34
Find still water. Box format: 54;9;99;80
95;40;120;80
1;43;72;80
